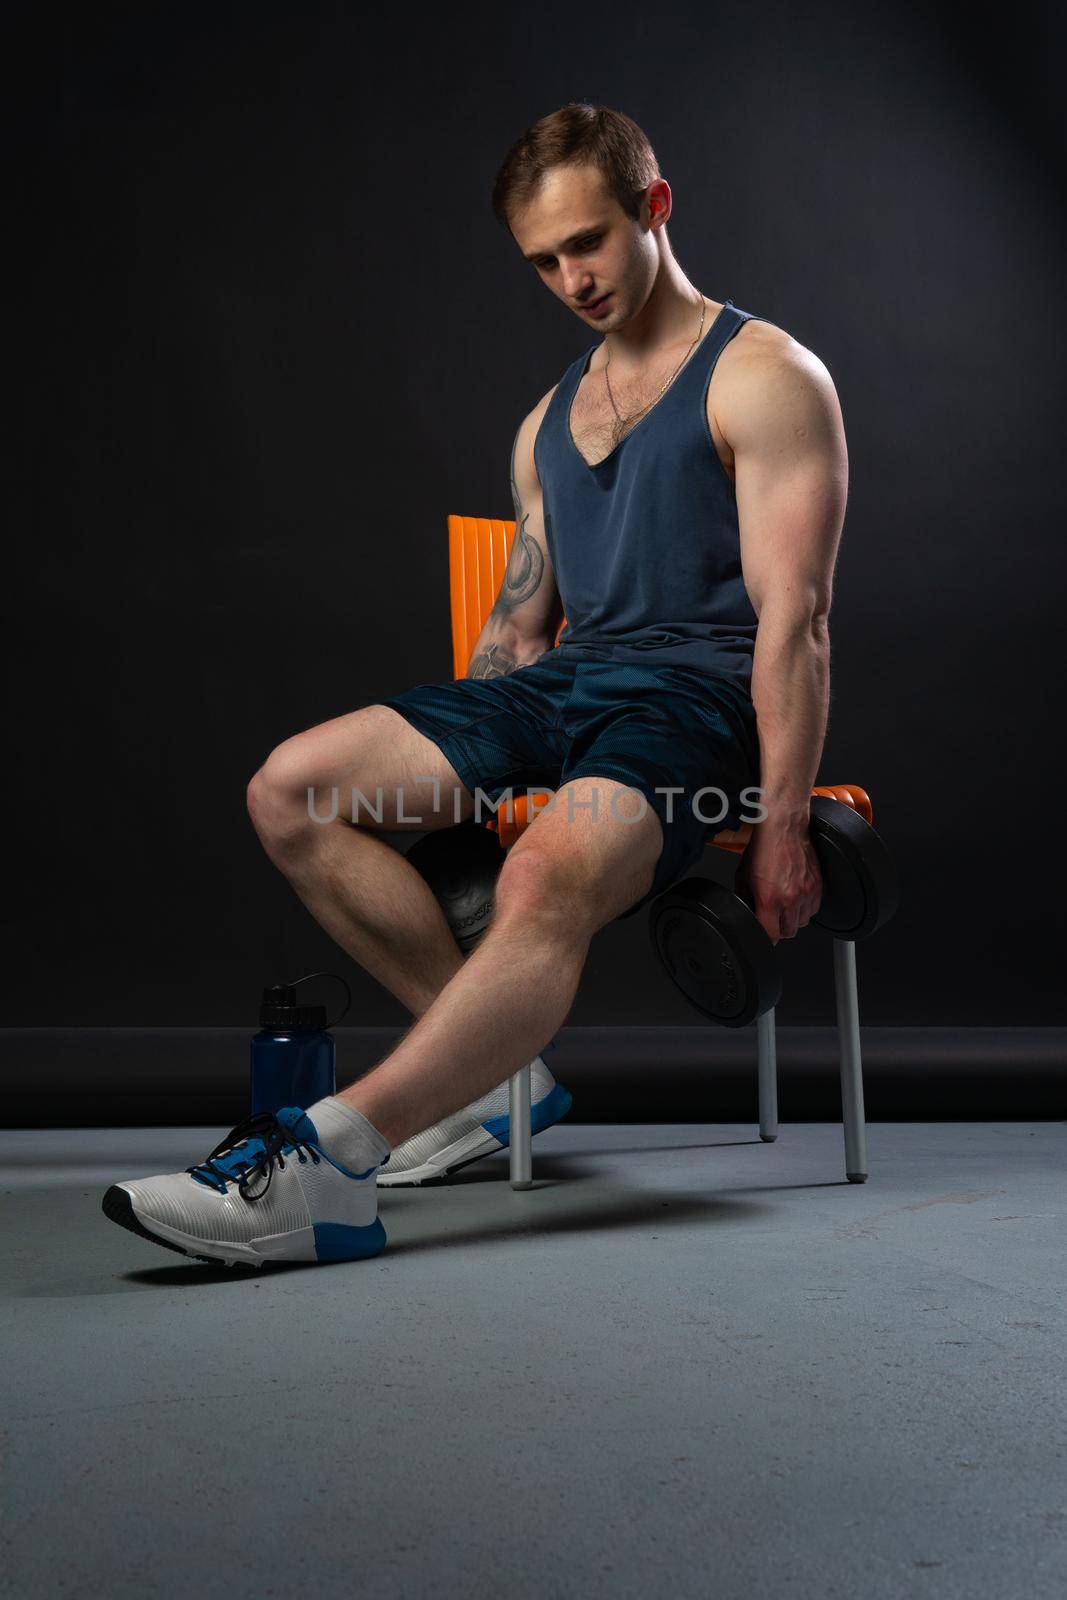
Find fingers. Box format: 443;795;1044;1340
755;885;818;944
754;895;783;945
744;856;824;945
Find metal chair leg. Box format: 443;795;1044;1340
757;1008;778;1141
509;1063;533;1189
832;938;868;1183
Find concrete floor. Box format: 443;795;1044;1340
2;1121;1064;1600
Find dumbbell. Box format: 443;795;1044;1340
404;822;505;952
648;796;899;1027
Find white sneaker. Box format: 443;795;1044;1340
101;1106;386;1268
376;1054;572;1186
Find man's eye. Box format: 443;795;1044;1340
535;238;598;269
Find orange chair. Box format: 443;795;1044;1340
448;514;874;1187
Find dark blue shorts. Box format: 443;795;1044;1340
378;656;761;919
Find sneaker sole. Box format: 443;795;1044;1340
101;1185;387;1267
376;1081;573;1187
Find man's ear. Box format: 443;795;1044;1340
647;179;671;225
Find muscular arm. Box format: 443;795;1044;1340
717;335;849;939
466;397;565;678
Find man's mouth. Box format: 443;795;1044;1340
580;293;612;315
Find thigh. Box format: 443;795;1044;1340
500;774;665;931
254;702;477;831
557;662;762;917
375;665;571;827
257;664;572;833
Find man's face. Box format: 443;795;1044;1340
511;163;658;330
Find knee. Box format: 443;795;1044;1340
493;848;595;940
246;741;326;850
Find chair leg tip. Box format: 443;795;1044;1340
510;1179;534;1191
760;1133;778;1143
846;1172;868;1183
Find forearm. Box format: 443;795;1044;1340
749;613;831;825
465;616;552;678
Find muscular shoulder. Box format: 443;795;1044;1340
708;317;843;459
514;381;559;493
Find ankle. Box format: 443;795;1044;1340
306;1095;392;1170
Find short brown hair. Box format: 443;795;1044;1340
491;102;661;231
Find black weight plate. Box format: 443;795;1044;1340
649;876;782;1028
809;796;899;941
406;824;505;952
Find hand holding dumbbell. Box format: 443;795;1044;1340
649;795;899;1027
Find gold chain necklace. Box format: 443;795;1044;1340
602;293;708;429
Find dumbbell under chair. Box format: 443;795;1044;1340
415;516;899;1190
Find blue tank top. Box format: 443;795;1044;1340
533;298;762;688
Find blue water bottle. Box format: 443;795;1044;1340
250;970;351;1115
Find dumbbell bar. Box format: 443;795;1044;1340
648;796;899;1027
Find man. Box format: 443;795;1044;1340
103;103;847;1268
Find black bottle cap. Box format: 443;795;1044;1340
259;984;327;1031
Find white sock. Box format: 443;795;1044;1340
305;1096;391;1171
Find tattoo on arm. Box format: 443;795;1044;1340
489;427;544;618
491;518;544;615
467;641;519;678
466;427;550;677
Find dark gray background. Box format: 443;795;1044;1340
10;0;1066;1029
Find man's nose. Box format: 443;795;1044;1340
560;261;592;299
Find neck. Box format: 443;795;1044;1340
602;261;706;372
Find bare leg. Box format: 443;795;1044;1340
247;705;477;1017
334;778;663;1148
249;711;664;1150
271;820;464;1018
340;889;591;1146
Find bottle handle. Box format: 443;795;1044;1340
286;970;352;1029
